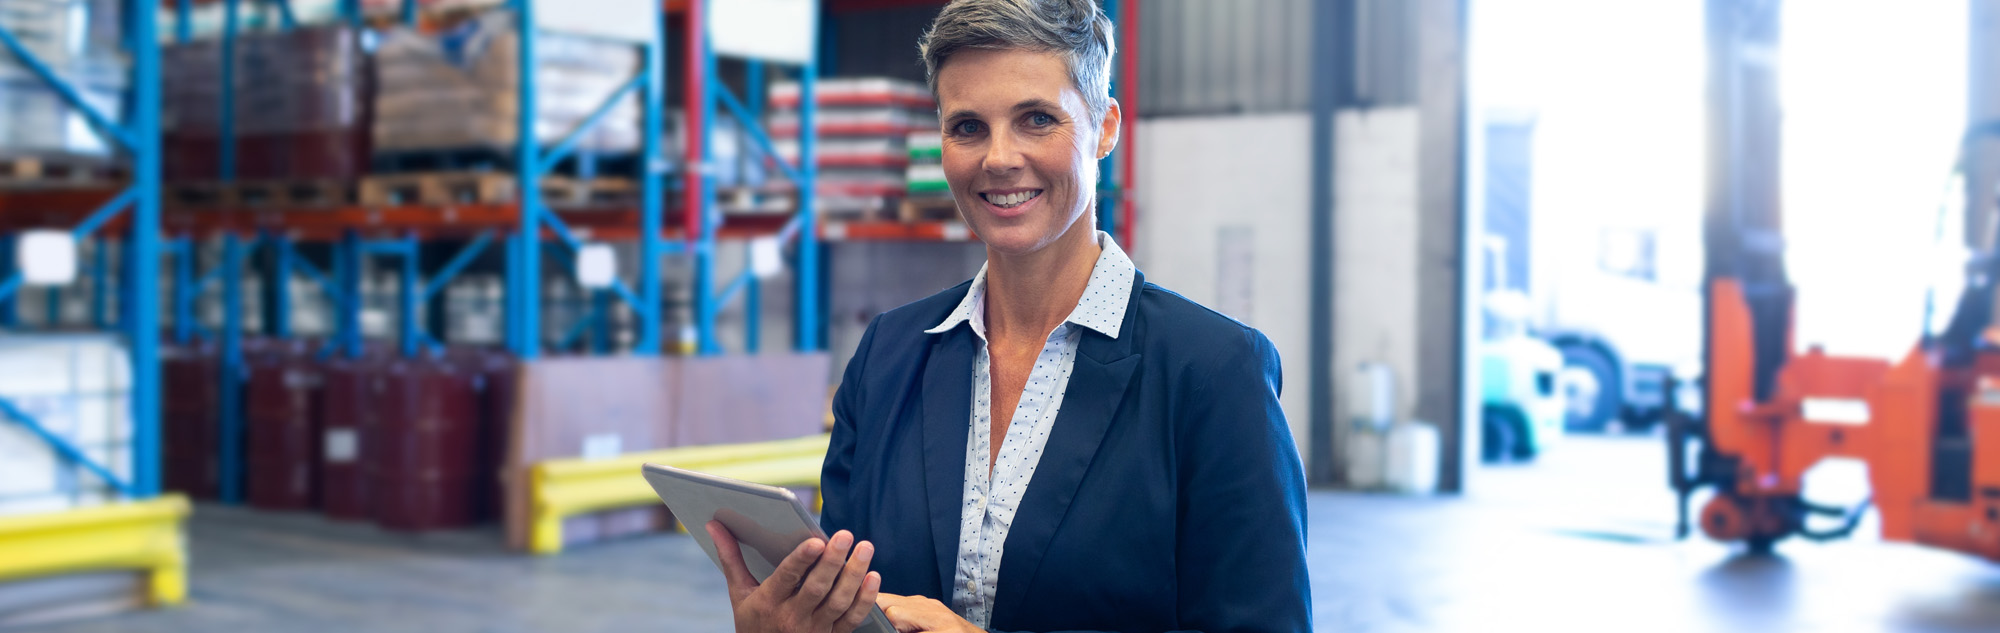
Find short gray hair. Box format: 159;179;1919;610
919;0;1117;121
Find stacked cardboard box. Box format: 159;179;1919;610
769;77;937;218
372;9;640;155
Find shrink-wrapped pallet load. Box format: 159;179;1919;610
163;25;372;185
0;0;128;161
372;9;640;155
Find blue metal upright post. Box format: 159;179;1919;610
219;0;240;182
795;61;820;351
218;234;245;504
510;0;542;360
400;236;420;357
90;239;110;328
339;230;363;357
270;235;292;337
0;236;16;327
173;238;194;343
635;0;666;356
694;0;719;355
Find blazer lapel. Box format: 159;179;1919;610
991;276;1145;621
919;326;975;593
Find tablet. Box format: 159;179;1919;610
641;463;894;633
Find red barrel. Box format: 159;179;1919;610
318;352;380;521
367;356;480;532
161;343;219;499
448;347;516;523
246;340;323;511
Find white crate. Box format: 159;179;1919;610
0;333;133;518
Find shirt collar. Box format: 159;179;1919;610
925;231;1137;339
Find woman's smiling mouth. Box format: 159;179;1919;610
980;189;1044;209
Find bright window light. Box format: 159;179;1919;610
1783;0;1968;360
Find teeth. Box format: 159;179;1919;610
985;190;1039;207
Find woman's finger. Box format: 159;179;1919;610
761;534;828;600
704;521;760;597
816;540;876;622
790;530;854;606
833;571;882;633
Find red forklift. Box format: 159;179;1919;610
1667;0;2000;560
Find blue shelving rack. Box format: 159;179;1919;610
0;0;167;500
681;0;824;355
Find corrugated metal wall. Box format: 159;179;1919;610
1138;0;1315;115
824;1;1412;117
1136;0;1415;116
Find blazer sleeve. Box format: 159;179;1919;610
1173;328;1313;633
819;314;881;536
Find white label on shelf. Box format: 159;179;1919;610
750;237;785;279
942;223;971;241
17;230;78;286
576;243;619;289
711;0;817;64
824;222;848;241
583;433;623;460
325;428;358;464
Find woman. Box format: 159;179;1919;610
707;1;1311;631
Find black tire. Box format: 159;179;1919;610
1745;535;1781;557
1556;341;1623;433
1481;406;1523;463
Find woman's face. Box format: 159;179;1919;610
934;48;1119;257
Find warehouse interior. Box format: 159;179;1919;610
5;0;2000;631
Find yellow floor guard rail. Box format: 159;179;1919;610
0;495;191;606
530;434;831;555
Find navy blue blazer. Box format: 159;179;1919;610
820;270;1312;633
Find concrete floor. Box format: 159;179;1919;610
22;435;2000;633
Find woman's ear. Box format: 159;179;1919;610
1096;98;1122;160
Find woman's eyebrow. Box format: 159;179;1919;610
1010;98;1061;113
942;98;1064;122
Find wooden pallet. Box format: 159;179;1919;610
899;196;961;223
0;155;126;189
359;171;639;207
360;171;516;206
167;179;359;208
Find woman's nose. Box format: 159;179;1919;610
983;132;1027;174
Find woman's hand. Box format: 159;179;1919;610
708;521;882;633
877;593;985;633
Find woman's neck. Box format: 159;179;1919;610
984;219;1101;341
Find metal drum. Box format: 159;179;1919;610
317;351;379;521
161;343;218;499
367;355;480;532
246;340;322;511
449;347;516;524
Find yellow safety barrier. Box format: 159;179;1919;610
0;495;192;606
530;434;831;555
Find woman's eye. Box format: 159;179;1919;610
952;120;983;136
1028;112;1056;126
